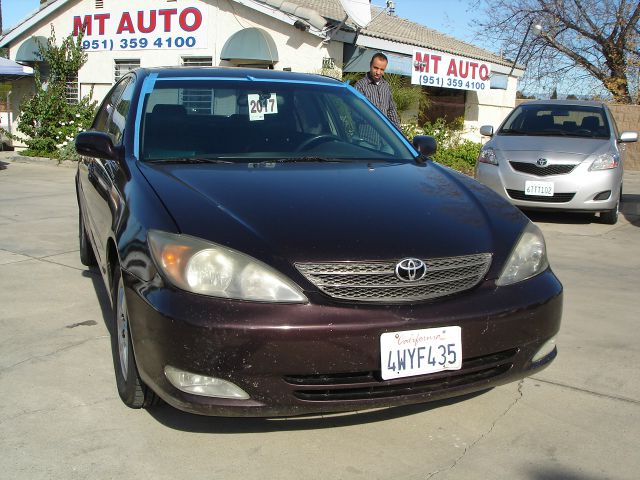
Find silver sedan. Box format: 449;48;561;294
475;100;637;224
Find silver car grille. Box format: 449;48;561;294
295;253;492;303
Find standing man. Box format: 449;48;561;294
354;52;401;128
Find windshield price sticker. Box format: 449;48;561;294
525;181;555;196
381;326;462;380
248;94;278;121
411;49;491;92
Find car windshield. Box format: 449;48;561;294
139;79;415;162
498;104;611;139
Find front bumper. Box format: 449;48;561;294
124;269;563;416
476;162;622;212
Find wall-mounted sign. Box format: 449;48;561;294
72;3;208;51
411;49;491;92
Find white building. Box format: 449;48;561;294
0;0;522;147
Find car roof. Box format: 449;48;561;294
135;66;344;86
517;99;608;109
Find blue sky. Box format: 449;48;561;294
2;0;486;48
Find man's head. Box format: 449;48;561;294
368;53;388;82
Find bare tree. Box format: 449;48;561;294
474;0;640;103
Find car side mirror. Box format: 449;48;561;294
618;131;638;143
412;135;437;157
479;125;494;137
75;131;120;160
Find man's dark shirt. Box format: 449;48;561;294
354;73;401;127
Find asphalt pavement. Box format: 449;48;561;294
1;152;638;480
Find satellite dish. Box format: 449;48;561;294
338;0;372;28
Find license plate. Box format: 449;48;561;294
380;327;462;380
525;180;554;196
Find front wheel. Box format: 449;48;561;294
600;187;621;225
111;267;158;409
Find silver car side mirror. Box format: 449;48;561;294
479;125;494;137
618;131;638;143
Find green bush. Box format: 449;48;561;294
402;117;481;176
15;27;97;158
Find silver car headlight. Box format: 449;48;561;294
477;147;498;165
589;152;619;171
496;222;549;286
148;230;307;303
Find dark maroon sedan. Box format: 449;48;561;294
75;67;562;416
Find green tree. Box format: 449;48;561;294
16;26;97;157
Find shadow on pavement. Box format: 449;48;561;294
82;267;113;335
524;192;639;227
145;389;492;433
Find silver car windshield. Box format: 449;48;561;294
139;79;414;162
498;104;610;139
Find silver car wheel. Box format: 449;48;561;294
116;279;129;380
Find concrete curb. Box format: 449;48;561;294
0;150;77;169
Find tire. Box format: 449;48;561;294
111;267;159;409
78;209;97;266
600;187;621;225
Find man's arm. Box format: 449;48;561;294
384;83;401;127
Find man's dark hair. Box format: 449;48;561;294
370;52;388;66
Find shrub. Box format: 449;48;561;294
15;27;97;158
403;117;481;176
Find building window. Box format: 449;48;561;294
181;57;213;114
65;75;79;104
114;59;140;82
182;56;213;67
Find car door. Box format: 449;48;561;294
78;75;135;267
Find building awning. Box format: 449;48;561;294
220;28;279;63
0;57;34;81
343;46;412;76
15;36;47;62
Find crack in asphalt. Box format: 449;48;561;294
425;380;525;479
0;247;96;273
530;376;640;405
0;335;109;373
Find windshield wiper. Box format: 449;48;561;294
146;157;234;164
499;128;528;135
274;156;341;163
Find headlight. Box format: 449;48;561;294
148;230;307;303
478;147;498;165
496;222;549;286
589;153;619;171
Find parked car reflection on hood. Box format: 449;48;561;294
75;67;562;417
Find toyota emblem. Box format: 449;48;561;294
395;258;427;282
536;158;548;167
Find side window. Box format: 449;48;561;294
93;80;127;132
107;78;135;145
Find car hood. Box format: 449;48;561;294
490;135;610;157
137;160;526;271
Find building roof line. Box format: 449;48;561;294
0;0;72;47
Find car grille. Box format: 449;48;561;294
295;253;492;303
506;190;576;203
510;161;576;176
284;349;518;401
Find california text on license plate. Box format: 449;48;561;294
525;180;554;196
380;326;462;380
